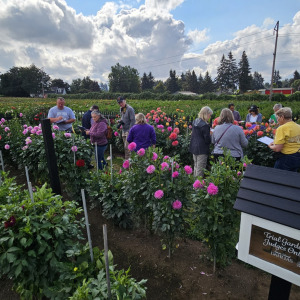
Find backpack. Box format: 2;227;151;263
106;125;113;139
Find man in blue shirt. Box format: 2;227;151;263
48;97;76;132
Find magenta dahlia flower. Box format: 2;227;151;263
128;142;137;151
122;160;130;169
146;165;155;174
152;152;158;161
207;183;218;195
184;165;193;175
193;179;205;189
154;190;164;199
172;200;182;210
137;148;145;157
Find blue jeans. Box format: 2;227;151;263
96;144;107;170
274;152;300;172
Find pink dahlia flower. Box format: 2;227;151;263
172;171;179;178
163;155;170;160
128;142;137;151
122;160;130;169
4;144;10;150
64;133;72;138
4;127;10;132
207;183;218;195
184;165;193;175
154;190;164;199
161;162;169;171
193;179;205;189
114;131;119;137
146;165;155;174
19;113;23;117
52;125;59;130
71;146;78;152
172;200;182;210
152;152;158;161
167;126;172;132
137;148;145;157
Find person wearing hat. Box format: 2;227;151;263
81;105;99;139
117;96;135;159
245;105;262;123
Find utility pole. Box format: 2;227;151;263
269;21;279;101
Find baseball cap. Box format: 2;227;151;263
117;96;125;104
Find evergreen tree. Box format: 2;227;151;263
227;51;238;90
198;74;204;94
251;71;264;90
273;70;282;88
187;70;199;93
141;73;149;91
166;69;179;93
216;52;238;93
202;71;215;93
294;70;300;80
238;51;252;93
180;72;187;91
148;72;155;90
216;54;227;92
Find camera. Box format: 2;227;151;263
117;120;124;129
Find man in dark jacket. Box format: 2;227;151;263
189;106;213;177
81;105;99;139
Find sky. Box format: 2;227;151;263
0;0;300;86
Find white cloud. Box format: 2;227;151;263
145;0;184;12
187;28;209;45
0;0;299;85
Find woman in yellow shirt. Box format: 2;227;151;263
268;107;300;172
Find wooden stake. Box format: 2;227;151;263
103;224;111;299
81;189;94;262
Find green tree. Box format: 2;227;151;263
198;74;204;94
166;69;179;93
291;79;300;91
216;54;228;92
273;70;282;88
202;71;215;93
251;71;264;90
51;78;70;93
141;72;155;91
108;63;140;93
227;51;238;90
186;70;199;93
70;78;82;94
154;80;166;93
238;51;252;93
0;64;50;97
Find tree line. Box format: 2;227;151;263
1;51;300;97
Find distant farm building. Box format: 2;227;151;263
259;88;295;95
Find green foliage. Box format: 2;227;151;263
0;183;84;299
190;151;251;267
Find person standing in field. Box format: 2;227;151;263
47;97;75;132
228;103;241;122
81;105;99;138
268;107;300;172
127;113;156;151
189;106;213;177
117;96;135;159
269;103;282;125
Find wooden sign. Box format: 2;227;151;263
249;225;300;275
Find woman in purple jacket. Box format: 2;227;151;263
127;113;156;151
85;111;108;170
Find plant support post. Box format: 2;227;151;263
103;224;111;299
81;189;94;262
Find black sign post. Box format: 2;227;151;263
41;119;61;195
